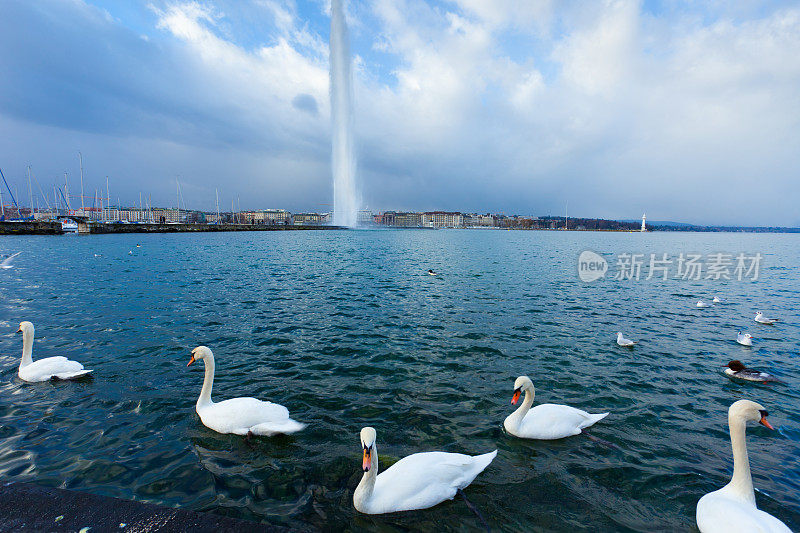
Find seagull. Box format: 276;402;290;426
0;252;21;269
616;332;635;347
128;250;133;255
736;332;753;346
697;300;710;308
754;312;778;325
427;269;437;276
712;297;723;304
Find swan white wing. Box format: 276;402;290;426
197;397;300;435
517;404;606;440
18;356;87;382
697;492;791;533
368;451;495;513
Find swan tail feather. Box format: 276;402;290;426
582;412;609;428
470;450;497;475
54;369;93;380
250;418;306;436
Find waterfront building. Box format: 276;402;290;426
422;211;463;228
150;208;179;223
379;211;423;227
293;212;328;225
357;209;374;225
463;213;496;227
239;209;292;225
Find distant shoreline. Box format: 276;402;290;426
1;220;798;236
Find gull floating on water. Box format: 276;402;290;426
0;252;21;269
16;321;93;382
353;426;496;514
427;269;437;276
724;360;782;384
712;297;723;304
616;332;635;347
697;300;711;308
503;376;609;439
754;312;778;325
736;332;753;346
696;400;789;532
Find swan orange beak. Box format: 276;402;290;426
187;354;196;366
759;410;774;430
362;447;371;472
511;388;521;405
16;327;21;333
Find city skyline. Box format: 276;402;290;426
1;1;799;226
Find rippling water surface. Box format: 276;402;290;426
0;230;798;531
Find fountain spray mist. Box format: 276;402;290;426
330;0;358;227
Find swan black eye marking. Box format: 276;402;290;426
760;410;769;417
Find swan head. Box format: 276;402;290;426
512;376;534;405
729;399;773;430
16;321;33;335
188;345;213;366
360;427;377;472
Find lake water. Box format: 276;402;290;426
0;229;798;532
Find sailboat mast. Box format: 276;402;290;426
78;151;85;214
64;172;71;211
106;176;110;221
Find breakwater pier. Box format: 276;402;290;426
0;221;345;235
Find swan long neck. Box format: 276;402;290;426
510;386;535;423
20;328;33;368
354;443;378;507
726;413;756;506
197;354;215;408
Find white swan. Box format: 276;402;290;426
503;376;608;439
696;400;790;532
353;427;496;514
754;312;777;325
616;332;635;347
736;332;753;346
1;252;21;269
16;321;92;382
697;300;711;308
187;346;305;436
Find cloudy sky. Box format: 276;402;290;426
1;0;798;225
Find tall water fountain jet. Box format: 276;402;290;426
330;0;358;227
